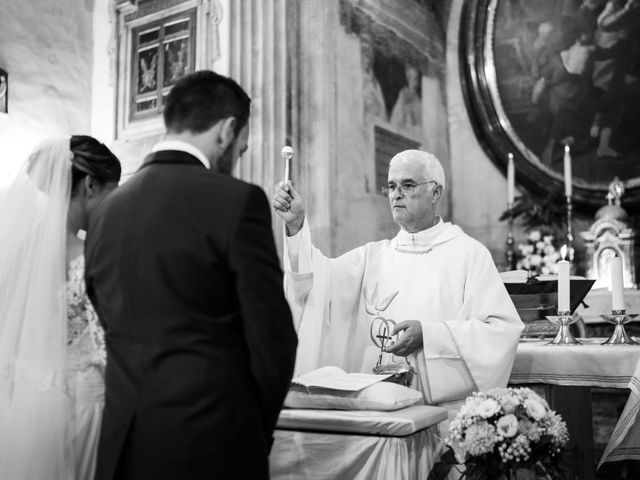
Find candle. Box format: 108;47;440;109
610;255;625;311
563;145;572;197
558;245;570;313
507;153;514;206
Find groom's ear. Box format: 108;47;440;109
217;117;238;150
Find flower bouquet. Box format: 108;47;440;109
516;230;561;277
428;387;570;480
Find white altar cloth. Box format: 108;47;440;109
269;406;447;480
510;338;640;465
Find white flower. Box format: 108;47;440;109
530;254;542;267
518;418;542;442
477;398;501;418
541;266;551;275
528;230;541;242
524;398;547;420
546;413;569;447
520;389;549;409
463;422;498;456
497;394;519;413
496;414;518;438
543;235;553;245
535;241;545;251
544;245;556;256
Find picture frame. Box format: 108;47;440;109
130;8;196;122
461;0;640;213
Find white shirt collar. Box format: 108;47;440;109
151;140;210;169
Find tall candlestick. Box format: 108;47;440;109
558;245;570;313
563;144;572;197
507;153;515;206
610;255;625;312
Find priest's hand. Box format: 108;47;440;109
272;181;306;236
386;321;423;357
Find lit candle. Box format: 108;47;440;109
563;145;572;197
558;245;570;313
610;255;625;311
507;153;515;206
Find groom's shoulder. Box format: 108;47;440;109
203;173;267;203
126;167;267;205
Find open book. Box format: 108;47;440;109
292;366;391;392
499;270;586;283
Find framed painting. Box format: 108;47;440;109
461;0;640;213
130;8;196;121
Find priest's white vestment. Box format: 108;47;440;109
284;218;524;408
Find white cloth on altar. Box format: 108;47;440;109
270;428;441;480
284;218;524;407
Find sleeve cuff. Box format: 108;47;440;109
421;320;461;359
283;219;312;274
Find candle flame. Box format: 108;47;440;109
560;244;567;260
564;144;570;154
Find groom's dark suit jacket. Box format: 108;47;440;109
85;150;297;480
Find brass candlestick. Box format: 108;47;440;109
506;202;516;270
601;310;639;345
566;195;574;263
546;311;581;345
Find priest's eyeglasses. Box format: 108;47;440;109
379;180;437;196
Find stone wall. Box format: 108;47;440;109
293;0;450;256
0;0;95;184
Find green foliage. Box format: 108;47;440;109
499;191;567;233
427;445;576;480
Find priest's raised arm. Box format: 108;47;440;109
272;150;524;410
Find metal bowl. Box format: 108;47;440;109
372;363;415;387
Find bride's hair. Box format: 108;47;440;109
70;135;121;194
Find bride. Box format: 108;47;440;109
0;136;121;479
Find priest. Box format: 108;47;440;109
272;149;523;412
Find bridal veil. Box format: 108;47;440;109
0;137;73;478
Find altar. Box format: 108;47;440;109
510;339;640;479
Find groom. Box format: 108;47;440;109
86;71;297;479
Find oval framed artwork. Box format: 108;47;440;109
461;0;640;214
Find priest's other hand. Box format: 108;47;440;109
386;321;423;356
273;180;305;236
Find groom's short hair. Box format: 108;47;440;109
163;70;251;136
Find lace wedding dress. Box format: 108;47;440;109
66;255;106;479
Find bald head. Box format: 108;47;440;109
389;150;445;190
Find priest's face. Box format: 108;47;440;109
387;158;442;233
